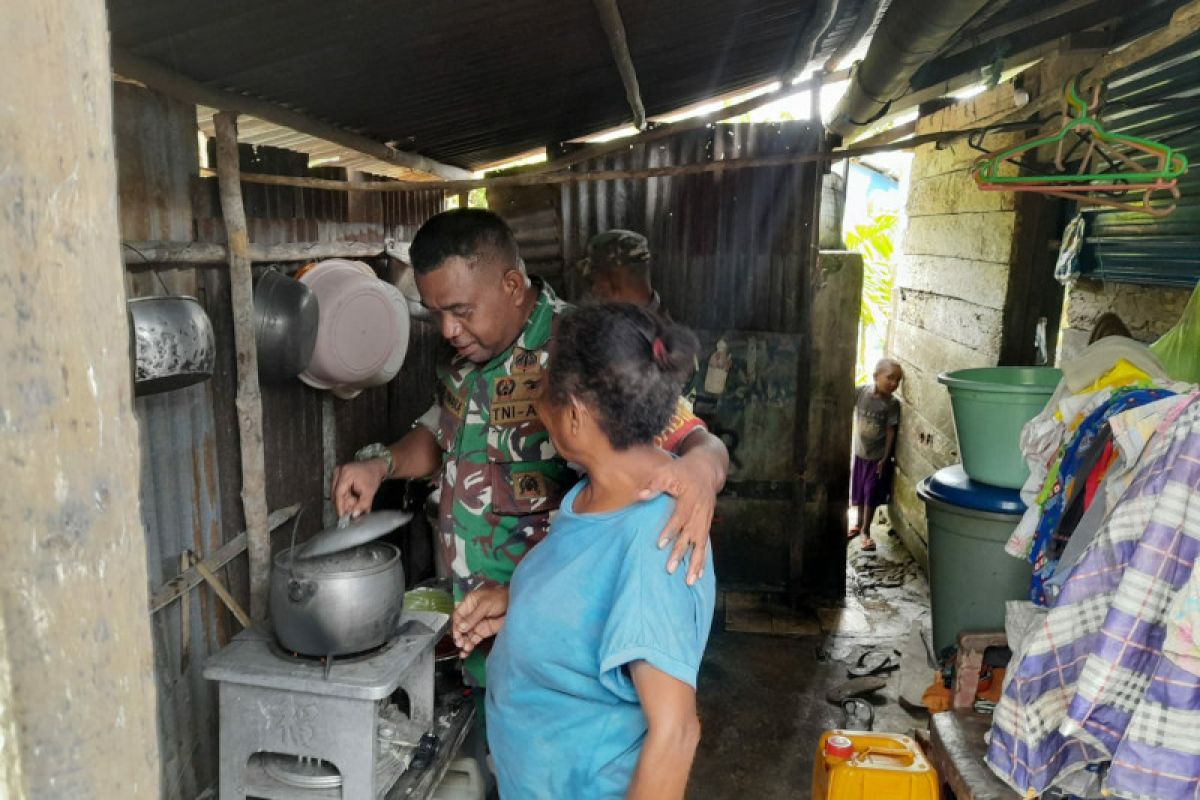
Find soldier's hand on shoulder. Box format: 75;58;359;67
640;456;716;587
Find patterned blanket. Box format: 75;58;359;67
987;394;1200;800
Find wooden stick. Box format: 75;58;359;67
111;48;472;181
201;119;1042;194
783;0;838;81
852;120;919;150
122;239;398;267
592;0;647;130
148;504;300;613
214;112;273;622
179;552;191;672
192;554;253;629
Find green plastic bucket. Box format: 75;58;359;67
938;366;1061;489
918;465;1031;653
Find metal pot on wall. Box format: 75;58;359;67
128;296;216;395
253;268;319;382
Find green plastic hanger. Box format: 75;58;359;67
972;77;1188;186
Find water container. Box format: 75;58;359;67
812;730;938;800
918;465;1032;652
431;756;485;800
938;366;1061;488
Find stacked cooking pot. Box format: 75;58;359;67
128;259;410;398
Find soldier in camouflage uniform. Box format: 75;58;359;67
333;210;729;686
584;229;701;401
580;229;661;310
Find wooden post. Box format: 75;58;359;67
2;0;160;792
592;0;647;130
214;112;272;621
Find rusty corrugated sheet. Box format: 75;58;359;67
193;148;445;549
106;0;865;169
562;122;823;332
136;383;225;800
559;121;825;592
119;84;444;795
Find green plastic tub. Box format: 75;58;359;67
918;465;1032;653
938;366;1061;489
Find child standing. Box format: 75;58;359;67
850;359;904;552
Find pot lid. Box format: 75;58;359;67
296;510;412;559
916;465;1026;515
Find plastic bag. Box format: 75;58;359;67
1149;280;1200;383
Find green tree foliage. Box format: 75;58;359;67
845;212;897;384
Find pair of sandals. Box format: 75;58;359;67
847;526;876;551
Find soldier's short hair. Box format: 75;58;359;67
410;208;520;275
547;304;698;449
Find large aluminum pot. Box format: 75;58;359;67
129;296;216;395
270;542;405;657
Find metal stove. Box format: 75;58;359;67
204;609;448;799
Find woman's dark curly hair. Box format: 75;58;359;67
546;303;699;449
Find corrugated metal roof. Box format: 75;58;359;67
195;107;438;180
107;0;866;171
1078;30;1200;286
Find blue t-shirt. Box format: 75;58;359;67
485;481;716;799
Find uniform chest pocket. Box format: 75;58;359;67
485;370;553;462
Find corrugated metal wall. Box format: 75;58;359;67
561;123;823;332
116;83;444;798
1078;31;1200;286
559;122;832;593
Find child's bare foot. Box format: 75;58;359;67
859;535;876;552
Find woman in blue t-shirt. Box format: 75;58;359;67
452;303;716;799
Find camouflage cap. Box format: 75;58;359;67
580;229;651;275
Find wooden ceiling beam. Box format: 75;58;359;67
111;48;473;181
592;0;647;130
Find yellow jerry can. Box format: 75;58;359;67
812;730;939;800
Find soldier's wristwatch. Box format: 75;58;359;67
354;443;395;479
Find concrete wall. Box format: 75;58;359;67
888;62;1186;565
0;0;161;796
1058;279;1193;361
888;89;1022;565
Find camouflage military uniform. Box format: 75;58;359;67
417;278;703;684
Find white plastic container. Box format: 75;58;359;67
298;258;410;399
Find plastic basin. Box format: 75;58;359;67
938;366;1061;489
918;465;1031;653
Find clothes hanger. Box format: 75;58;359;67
970;76;1187;216
971;76;1188;188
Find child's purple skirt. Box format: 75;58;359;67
851;455;893;507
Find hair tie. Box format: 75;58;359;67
651;337;668;366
